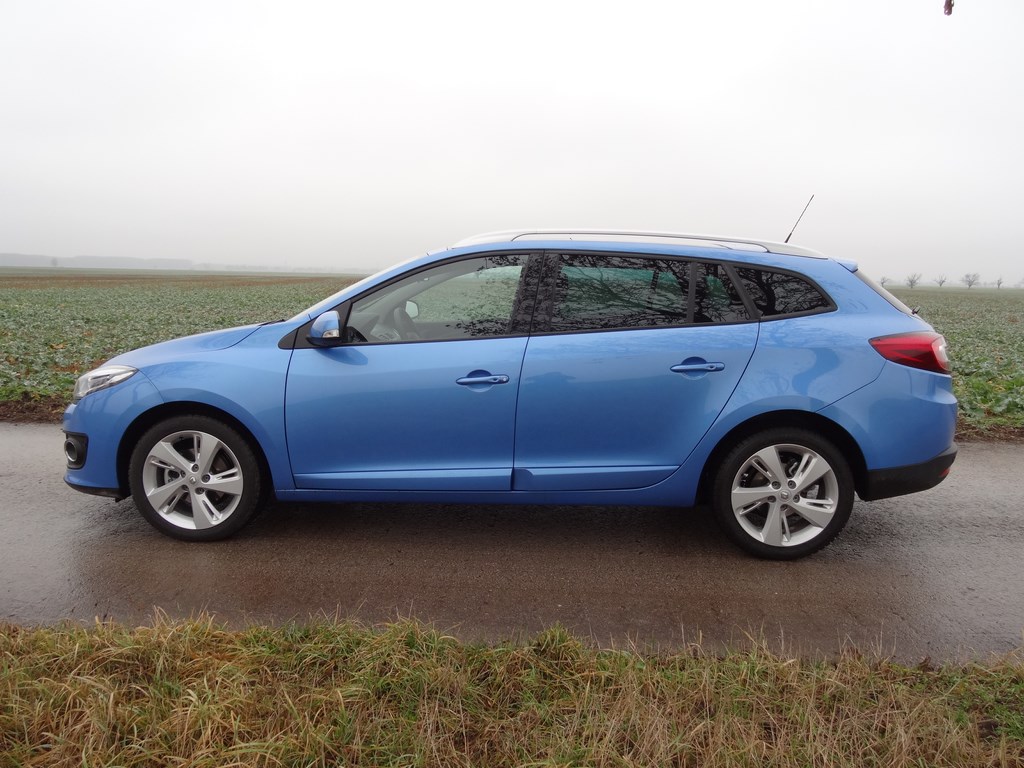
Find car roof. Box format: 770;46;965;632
452;229;827;259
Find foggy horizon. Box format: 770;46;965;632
2;2;1023;284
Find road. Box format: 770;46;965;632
2;422;1022;661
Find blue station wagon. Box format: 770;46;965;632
63;230;958;558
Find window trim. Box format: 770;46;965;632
722;263;760;320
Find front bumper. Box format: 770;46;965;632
62;372;163;498
859;443;958;501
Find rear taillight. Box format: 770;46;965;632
869;332;950;374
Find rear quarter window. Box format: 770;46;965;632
734;267;833;318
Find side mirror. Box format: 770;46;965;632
405;300;419;320
307;310;343;347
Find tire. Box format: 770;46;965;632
129;415;263;541
712;428;854;560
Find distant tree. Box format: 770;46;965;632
996;277;1004;289
961;272;980;289
879;276;890;287
906;273;922;289
934;275;947;287
50;257;58;268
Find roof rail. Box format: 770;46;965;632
452;229;826;259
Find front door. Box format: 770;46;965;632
286;253;537;491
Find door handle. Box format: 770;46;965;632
456;374;510;386
671;362;725;373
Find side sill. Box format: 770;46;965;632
858;443;957;502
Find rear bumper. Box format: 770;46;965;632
859;443;957;501
64;476;124;500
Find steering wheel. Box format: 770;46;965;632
352;306;419;343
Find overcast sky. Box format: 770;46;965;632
2;1;1022;282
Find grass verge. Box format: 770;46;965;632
2;616;1023;767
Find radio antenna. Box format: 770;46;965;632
784;194;815;243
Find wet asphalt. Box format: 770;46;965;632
1;422;1022;661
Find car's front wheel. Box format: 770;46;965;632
129;415;262;541
713;428;853;559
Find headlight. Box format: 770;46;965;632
73;365;138;401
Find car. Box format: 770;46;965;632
62;229;957;558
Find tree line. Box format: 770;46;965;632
879;273;1017;289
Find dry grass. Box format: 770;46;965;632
2;617;1022;767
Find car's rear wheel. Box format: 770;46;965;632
713;428;853;559
129;415;262;541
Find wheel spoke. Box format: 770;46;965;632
206;469;243;497
191;491;220;529
750;446;787;485
195;432;226;477
760;504;785;546
148;440;192;474
732;485;773;514
791;453;831;495
790;497;835;528
148;480;187;514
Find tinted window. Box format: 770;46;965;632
693;263;750;323
549;254;689;332
735;267;832;317
349;254;527;342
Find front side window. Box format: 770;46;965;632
348;254;529;343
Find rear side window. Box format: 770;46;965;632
693;263;750;323
545;254;752;332
734;267;832;317
549;254;689;332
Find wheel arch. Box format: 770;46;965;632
696;410;868;505
116;402;274;499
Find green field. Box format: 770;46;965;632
0;271;353;407
2;617;1022;767
0;272;1021;433
892;287;1024;431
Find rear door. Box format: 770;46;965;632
513;252;758;491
